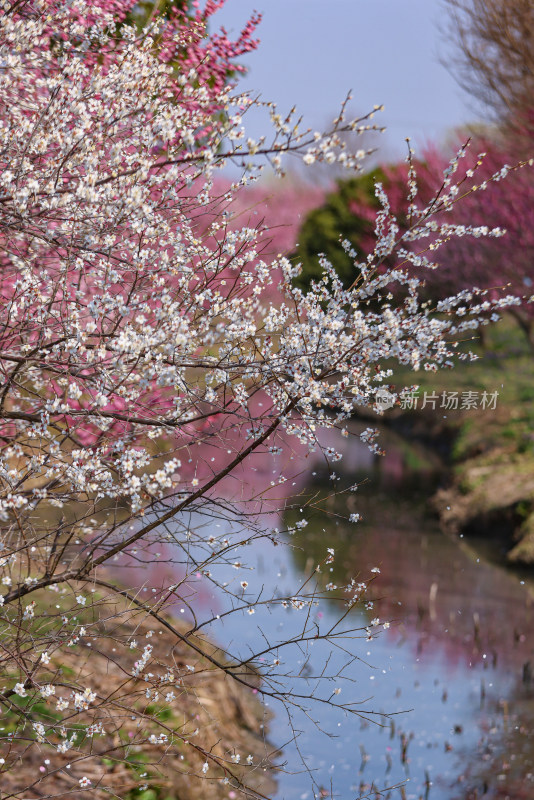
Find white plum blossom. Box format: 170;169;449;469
0;1;528;797
73;688;97;711
33;722;46;743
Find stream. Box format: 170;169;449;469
165;422;534;800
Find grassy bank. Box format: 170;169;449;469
385;316;534;564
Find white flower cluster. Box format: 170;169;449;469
73;688;97;711
132;645;153;677
0;1;528;794
0;0;517;528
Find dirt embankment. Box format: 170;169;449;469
2;594;275;800
413;413;534;566
433;448;534;565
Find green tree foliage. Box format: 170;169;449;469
293;166;402;292
129;0;190;27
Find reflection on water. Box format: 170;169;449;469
288;487;534;799
197;424;534;800
125;422;534;799
287;420;534;800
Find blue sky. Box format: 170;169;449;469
215;0;482;160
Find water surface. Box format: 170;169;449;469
190;425;534;799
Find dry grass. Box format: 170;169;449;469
0;589;277;800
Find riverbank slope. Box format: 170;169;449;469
384;317;534;565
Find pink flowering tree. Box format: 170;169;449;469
0;2;529;798
420;141;534;347
295;143;534;348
